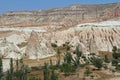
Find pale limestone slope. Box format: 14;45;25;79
33;21;120;55
0;21;120;59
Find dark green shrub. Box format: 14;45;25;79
51;43;57;48
31;66;41;70
103;64;108;69
112;46;117;53
29;76;41;80
10;58;14;80
104;55;110;63
50;70;58;80
60;62;76;76
64;52;73;64
56;48;61;66
0;57;3;79
43;63;50;80
90;57;103;69
84;69;91;76
112;59;118;66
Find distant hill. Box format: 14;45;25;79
0;2;120;27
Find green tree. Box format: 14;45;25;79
90;57;103;69
84;68;91;76
10;58;14;80
0;57;3;79
64;52;73;64
66;45;70;51
43;63;50;80
72;46;82;67
50;59;57;70
112;53;119;59
51;43;57;48
50;59;53;67
72;57;80;67
14;70;21;80
20;65;30;80
60;62;76;76
104;55;110;63
75;46;82;58
50;70;58;80
112;46;117;53
29;76;41;80
6;70;10;80
16;59;19;72
112;46;120;60
56;48;61;66
20;58;23;64
112;59;118;66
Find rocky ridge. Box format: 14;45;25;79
0;3;120;59
0;3;120;28
35;21;120;55
0;21;119;59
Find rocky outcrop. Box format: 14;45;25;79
0;28;50;59
25;31;55;59
0;38;22;58
0;3;120;59
35;21;120;54
0;3;120;28
0;32;28;59
0;21;119;59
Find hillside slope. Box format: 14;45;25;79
0;3;120;28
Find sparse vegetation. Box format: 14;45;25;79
104;55;110;63
51;43;58;48
72;45;82;67
1;46;120;80
0;57;3;79
84;68;91;76
56;48;61;66
90;56;103;69
60;62;76;76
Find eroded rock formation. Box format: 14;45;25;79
0;3;120;28
0;21;119;59
35;24;120;55
0;3;120;59
25;31;55;59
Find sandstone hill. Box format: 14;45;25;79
0;3;120;59
0;3;120;28
0;21;119;59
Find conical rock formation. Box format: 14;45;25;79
25;31;55;59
